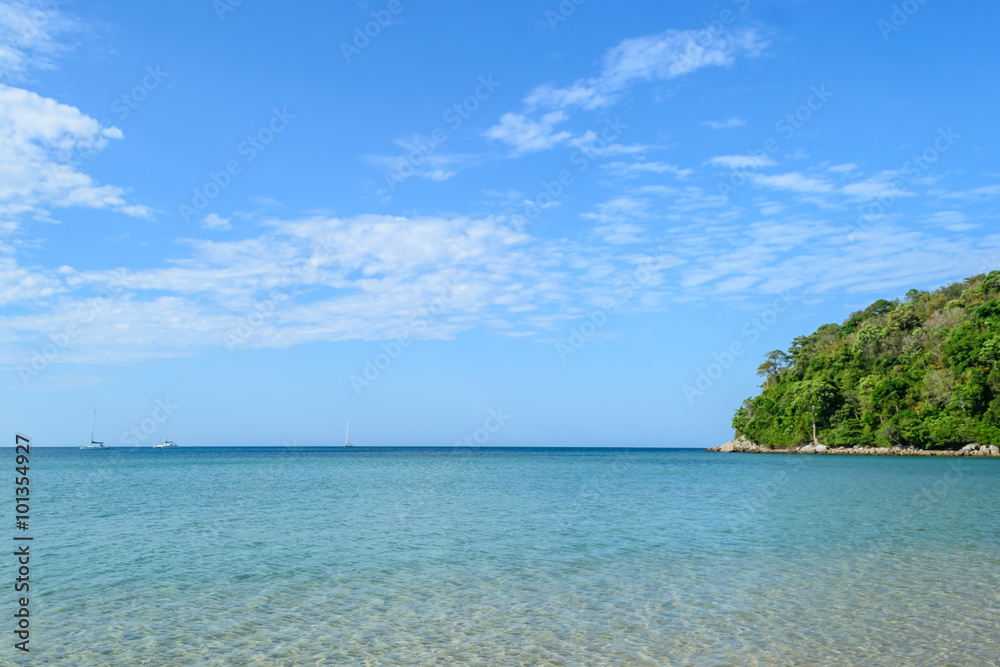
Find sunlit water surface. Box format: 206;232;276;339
18;448;1000;665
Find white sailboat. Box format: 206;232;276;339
154;417;177;448
79;410;110;450
345;420;353;448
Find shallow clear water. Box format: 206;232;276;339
15;447;1000;665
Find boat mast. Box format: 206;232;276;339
91;410;96;442
345;420;349;446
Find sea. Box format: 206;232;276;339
13;447;1000;665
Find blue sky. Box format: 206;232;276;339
3;0;1000;447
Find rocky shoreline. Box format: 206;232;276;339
708;436;1000;458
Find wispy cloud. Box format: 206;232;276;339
708;154;777;169
929;184;1000;201
9;193;1000;370
0;84;152;222
921;210;979;232
568;132;648;156
663;216;1000;300
523;28;769;111
1;214;680;365
604;160;693;179
702;116;745;130
364;135;484;183
840;179;914;202
483;27;768;159
0;4;149;229
0;0;81;80
578;198;650;244
201;213;231;230
751;172;835;194
483;111;573;155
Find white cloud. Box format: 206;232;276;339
0;255;62;305
480;28;767;161
3;215;680;366
633;185;679;197
751;172;834;194
576;199;650;244
604;161;693;180
708;154;776;169
661;215;1000;302
483;111;572;155
482;188;524;202
922;211;978;232
594;223;645;245
249;196;282;208
0;84;152;222
524;28;768;111
201;213;231;230
0;0;80;79
8;201;1000;371
923;211;967;225
841;179;914;201
702;117;745;130
364;134;484;185
580;196;650;224
568;131;648;156
753;198;786;216
828;163;858;173
930;184;1000;201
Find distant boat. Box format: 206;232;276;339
345;420;353;448
154;417;177;449
79;410;110;450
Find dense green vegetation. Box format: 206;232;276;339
733;272;1000;449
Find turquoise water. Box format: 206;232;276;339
15;447;1000;665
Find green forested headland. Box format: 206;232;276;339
733;272;1000;449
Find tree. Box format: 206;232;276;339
731;272;1000;450
756;350;789;388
